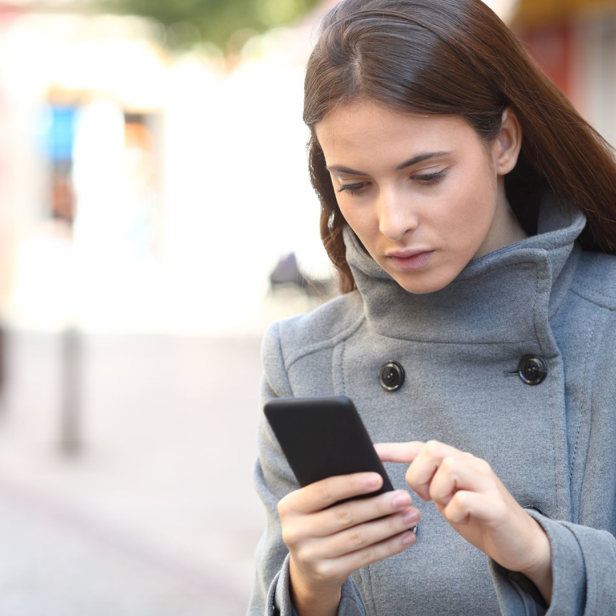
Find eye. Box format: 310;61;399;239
337;182;368;196
412;171;446;185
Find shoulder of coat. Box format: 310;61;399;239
264;290;365;370
570;250;616;311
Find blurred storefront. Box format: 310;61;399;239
514;0;616;146
0;4;171;332
0;0;335;335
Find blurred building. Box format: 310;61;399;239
0;2;172;331
514;0;616;146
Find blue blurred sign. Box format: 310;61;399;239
45;105;78;162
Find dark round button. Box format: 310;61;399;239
518;355;548;385
379;361;405;391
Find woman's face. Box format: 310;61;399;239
315;100;525;294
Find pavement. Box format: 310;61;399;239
0;328;274;615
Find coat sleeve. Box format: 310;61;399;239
489;509;616;616
489;305;616;616
246;322;367;616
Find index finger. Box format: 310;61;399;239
375;442;425;463
284;472;384;515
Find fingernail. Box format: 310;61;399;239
403;509;419;525
392;492;411;508
401;531;415;546
364;474;380;488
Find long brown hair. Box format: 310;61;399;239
303;0;616;293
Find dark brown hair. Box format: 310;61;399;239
303;0;616;293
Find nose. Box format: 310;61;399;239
377;187;419;241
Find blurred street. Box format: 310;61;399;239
0;329;266;615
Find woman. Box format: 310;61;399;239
249;1;616;614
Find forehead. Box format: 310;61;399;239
315;101;478;163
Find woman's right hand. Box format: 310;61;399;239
278;472;420;616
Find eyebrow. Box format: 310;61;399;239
326;151;452;176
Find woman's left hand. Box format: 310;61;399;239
375;440;553;603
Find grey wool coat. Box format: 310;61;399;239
248;193;616;616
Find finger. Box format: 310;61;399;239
280;472;383;515
437;490;504;525
307;489;415;537
428;455;493;506
406;441;467;500
323;507;421;559
329;528;418;576
374;441;425;463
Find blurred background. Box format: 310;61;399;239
0;0;614;614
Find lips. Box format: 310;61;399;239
386;249;432;259
386;250;435;271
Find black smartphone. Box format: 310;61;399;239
264;395;394;501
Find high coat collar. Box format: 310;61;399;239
343;193;587;344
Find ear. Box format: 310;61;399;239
494;107;522;175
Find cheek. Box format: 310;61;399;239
338;203;375;239
440;174;496;242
